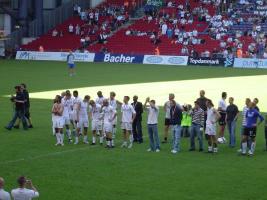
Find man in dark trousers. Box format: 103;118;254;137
14;83;33;129
131;95;143;143
5;86;28;130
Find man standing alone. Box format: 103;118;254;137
132;95;143;143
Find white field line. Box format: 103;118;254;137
0;146;91;165
26;75;267;112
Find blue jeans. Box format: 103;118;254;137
227;120;236;147
190;124;203;150
7;109;28;130
147;124;160;151
171;125;181;151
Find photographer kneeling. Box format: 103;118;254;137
5;85;28;130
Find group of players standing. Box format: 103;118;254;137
51;89;266;156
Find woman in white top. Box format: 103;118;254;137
206;100;221;153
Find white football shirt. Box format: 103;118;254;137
11;188;39;200
121;103;136;123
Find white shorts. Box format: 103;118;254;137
92;120;102;131
53;116;64;129
71;111;78;122
103;122;113;133
205;124;216;136
77;118;89;128
121;122;132;131
63;115;71;125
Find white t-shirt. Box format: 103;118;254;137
121;103;136;123
90;104;102;121
11;188;39;200
102;106;116;123
109;99;117;110
0;189;11;200
147;106;159;124
206;107;217;125
218;98;227;111
61;98;73;117
79;101;88;118
95;97;104;105
164;101;171;119
73;97;82;111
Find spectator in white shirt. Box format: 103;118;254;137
161;23;167;35
68;24;74;33
0;177;11;200
144;97;160;152
75;24;80;35
11;176;39;200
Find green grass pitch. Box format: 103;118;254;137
1;60;267;200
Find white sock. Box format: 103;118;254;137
66;129;71;139
242;142;247;154
56;133;60;143
250;142;256;153
92;136;96;143
100;136;103;144
111;139;114;146
60;133;64;144
75;136;79;143
208;146;212;152
83;135;88;142
108;140;111;146
52;127;55;135
129;134;133;144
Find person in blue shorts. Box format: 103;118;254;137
67;51;75;76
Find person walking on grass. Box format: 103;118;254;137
217;92;227;143
225;97;239;148
144;97;160;152
206;99;221;153
67;51;75;76
170;99;183;154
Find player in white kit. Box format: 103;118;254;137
52;95;65;146
75;95;90;144
95;91;105;105
101;99;117;148
162;93;175;143
108;91;122;147
89;100;103;145
61;90;73;143
217;92;227;143
205;99;221;153
121;96;136;149
72;91;82;143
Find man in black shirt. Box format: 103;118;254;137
5;86;28;130
14;83;33;129
225;97;239;147
131;95;143;143
196;90;209;139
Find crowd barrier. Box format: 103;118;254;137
15;51;267;69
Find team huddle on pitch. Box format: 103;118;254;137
51;89;266;156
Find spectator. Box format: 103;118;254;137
161;22;167;35
39;46;44;52
52;29;58;37
11;176;39;200
0;177;11;200
75;24;80;35
59;30;64;37
132;95;143;143
68;24;74;33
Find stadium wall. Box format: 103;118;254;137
16;51;267;69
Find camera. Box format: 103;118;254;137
10;95;16;102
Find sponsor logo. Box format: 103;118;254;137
189;58;220;65
104;54;136;63
224;57;234;67
18;51;30;60
168;57;185;65
145;56;163;64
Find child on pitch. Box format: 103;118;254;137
52;95;65;146
75;95;90;144
121;96;136;149
101;99;117;148
205;100;221;153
